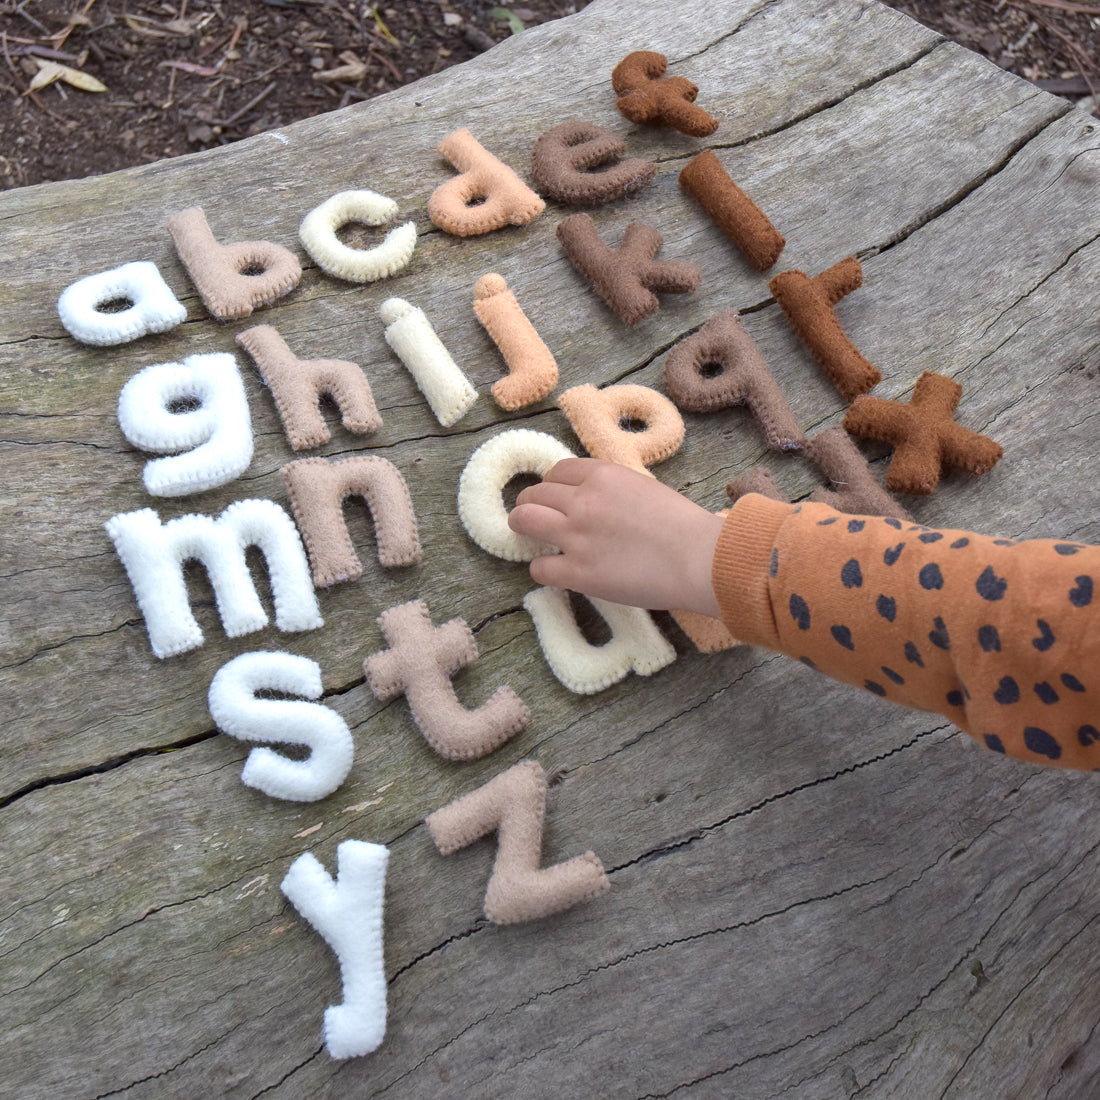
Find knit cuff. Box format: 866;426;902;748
711;493;794;651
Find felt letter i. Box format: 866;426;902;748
281;841;389;1059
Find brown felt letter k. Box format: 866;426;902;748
362;600;530;761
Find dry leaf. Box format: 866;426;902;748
29;59;107;94
314;50;367;83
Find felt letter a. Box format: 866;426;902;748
427;761;608;924
428;128;544;237
363;600;530;761
117;352;253;496
166;207;301;321
281;455;421;588
208;652;354;801
523;587;676;694
105;499;322;658
281;841;388;1059
57;261;186;346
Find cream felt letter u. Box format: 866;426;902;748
208;652;354;801
281;841;389;1059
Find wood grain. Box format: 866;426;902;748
2;0;1099;1095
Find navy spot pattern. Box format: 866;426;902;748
919;563;944;590
1024;726;1062;760
1032;620;1055;651
1070;575;1093;607
1034;682;1059;705
976;566;1007;600
790;594;811;630
770;510;1099;767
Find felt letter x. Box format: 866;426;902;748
842;371;1003;495
362;600;530;761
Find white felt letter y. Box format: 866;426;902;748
281;841;389;1059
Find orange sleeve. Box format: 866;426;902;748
712;494;1100;770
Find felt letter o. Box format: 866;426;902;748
457;429;575;561
299;190;417;283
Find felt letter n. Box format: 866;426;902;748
166;207;301;321
427;761;608;924
105;500;322;658
363;600;530;761
428;128;544;237
208;652;354;801
236;324;381;451
281;455;421;588
117;352;253;496
281;841;389;1059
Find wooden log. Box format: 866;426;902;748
2;0;1099;1095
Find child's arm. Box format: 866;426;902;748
510;458;1100;770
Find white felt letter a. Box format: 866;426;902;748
281;841;389;1059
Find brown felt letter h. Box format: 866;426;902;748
362;600;530;761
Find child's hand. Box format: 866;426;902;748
509;458;723;615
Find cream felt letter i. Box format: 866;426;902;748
281;841;389;1059
208;652;354;801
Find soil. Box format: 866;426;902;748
1;0;1098;191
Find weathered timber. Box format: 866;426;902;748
2;0;1099;1096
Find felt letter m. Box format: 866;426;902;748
105;499;322;658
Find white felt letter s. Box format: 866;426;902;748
281;841;389;1059
208;651;354;801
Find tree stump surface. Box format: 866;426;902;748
2;0;1099;1096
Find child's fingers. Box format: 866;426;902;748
528;552;572;590
514;479;574;515
540;456;596;485
508;501;568;546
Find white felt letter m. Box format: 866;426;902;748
105;499;322;658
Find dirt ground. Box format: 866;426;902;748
1;0;1098;191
